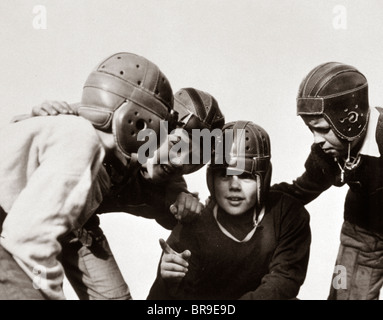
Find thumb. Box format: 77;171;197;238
181;249;191;261
159;238;174;254
191;192;199;199
169;203;178;215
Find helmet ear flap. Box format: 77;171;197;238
255;163;272;212
112;100;168;158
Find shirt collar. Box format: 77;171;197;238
212;205;264;243
358;107;380;158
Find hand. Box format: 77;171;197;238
159;238;191;281
169;192;204;222
32;100;76;116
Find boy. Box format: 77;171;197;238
272;62;383;300
23;87;225;299
148;120;311;300
0;52;176;300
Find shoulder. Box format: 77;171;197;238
9;115;96;136
267;190;310;222
47;115;97;136
268;189;305;207
36;116;101;149
2;115;99;147
19;116;104;161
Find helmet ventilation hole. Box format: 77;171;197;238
136;64;140;68
136;119;147;131
137;81;141;85
120;71;124;75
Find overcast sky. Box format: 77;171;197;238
1;0;383;300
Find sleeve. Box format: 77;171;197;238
239;197;311;300
271;144;338;205
1;119;104;300
97;173;192;230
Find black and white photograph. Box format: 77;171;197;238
1;0;383;307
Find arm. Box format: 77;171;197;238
11;101;79;123
31;101;79;116
271;144;338;205
239;197;311;300
97;173;203;229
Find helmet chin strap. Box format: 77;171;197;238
335;142;362;183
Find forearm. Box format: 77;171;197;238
272;173;328;205
98;175;192;229
272;146;335;204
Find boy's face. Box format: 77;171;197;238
302;115;349;158
213;169;257;216
140;129;204;183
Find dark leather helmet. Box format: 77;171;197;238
207;120;271;210
297;62;369;141
78;52;177;159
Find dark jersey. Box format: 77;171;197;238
148;191;311;300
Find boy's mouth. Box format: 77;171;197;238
226;196;244;201
226;196;245;206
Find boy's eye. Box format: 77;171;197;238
216;169;255;181
215;168;229;178
311;127;330;135
238;172;255;180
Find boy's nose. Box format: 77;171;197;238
169;156;184;168
229;176;241;190
313;131;326;144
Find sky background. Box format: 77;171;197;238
1;0;383;300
